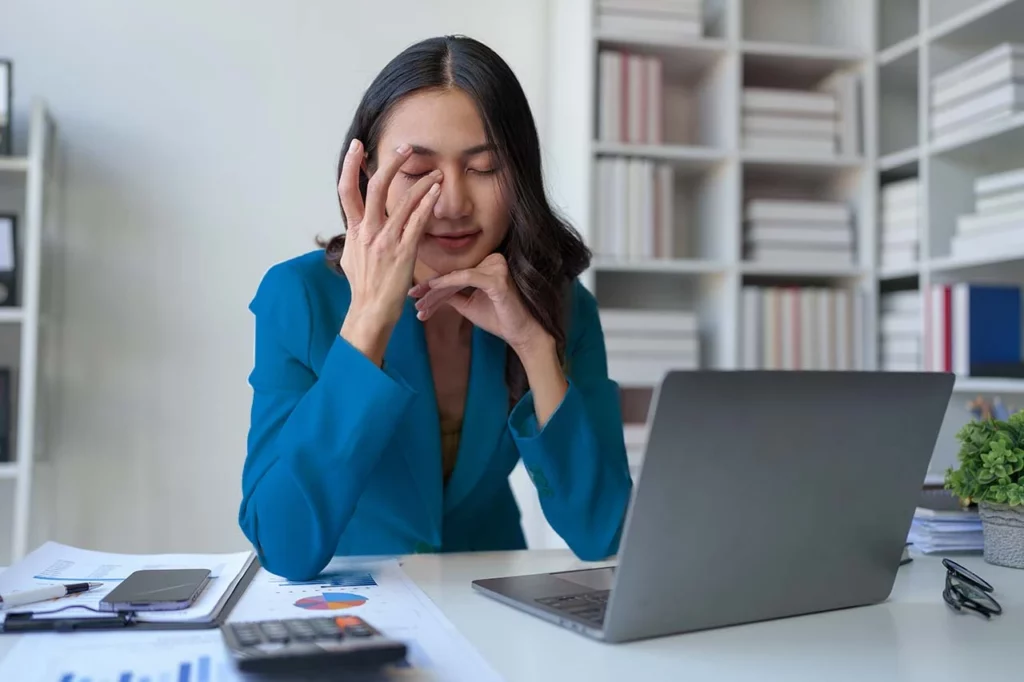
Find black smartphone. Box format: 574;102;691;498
99;568;212;612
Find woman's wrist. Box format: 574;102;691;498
340;309;394;367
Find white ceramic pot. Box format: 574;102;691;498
978;502;1024;569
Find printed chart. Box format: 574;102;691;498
293;592;368;610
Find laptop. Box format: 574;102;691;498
472;370;954;643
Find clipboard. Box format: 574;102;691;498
0;556;261;633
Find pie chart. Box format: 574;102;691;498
294;592;367;610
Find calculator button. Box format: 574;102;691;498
285;620;317;641
258;621;290;643
345;624;374;638
311;618;343;638
232;626;263;647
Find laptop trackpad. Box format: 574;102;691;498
552;567;615;590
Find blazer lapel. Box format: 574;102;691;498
384;299;443;538
443;326;509;514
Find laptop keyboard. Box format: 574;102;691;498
536;590;610;625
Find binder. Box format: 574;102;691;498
0;556;260;633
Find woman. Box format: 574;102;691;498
240;34;632;581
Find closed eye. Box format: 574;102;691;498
401;171;431;180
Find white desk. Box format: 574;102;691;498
2;550;1023;681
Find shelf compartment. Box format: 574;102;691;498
879;0;919;53
741;0;871;52
879;45;919;159
594;270;729;370
595;29;732;150
929;0;1024;44
592;157;737;263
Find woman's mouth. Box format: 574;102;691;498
427;231;481;252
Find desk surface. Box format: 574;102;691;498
2;550;1023;681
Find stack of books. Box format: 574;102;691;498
879;178;920;269
951;166;1024;258
600;309;699;386
597;50;663;144
741;87;837;156
931;43;1024;144
743;199;855;268
595;0;704;40
925;283;1023;377
594;156;675;260
879;290;920;371
740;286;866;370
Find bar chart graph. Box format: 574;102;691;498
55;653;215;682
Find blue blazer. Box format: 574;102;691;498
239;249;633;581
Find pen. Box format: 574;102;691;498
0;582;104;609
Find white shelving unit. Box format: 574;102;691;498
542;0;1024;467
0;99;60;564
524;0;1024;550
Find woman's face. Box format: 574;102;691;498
376;88;510;277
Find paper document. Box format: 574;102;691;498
227;556;504;681
0;630;242;682
0;541;255;623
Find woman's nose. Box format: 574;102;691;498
433;173;472;220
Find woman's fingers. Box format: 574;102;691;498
364;143;413;225
426;268;496;294
338;139;366;228
399;182;442;250
385;170;442;239
413;284;462;312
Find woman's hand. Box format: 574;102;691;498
337;140;442;365
408;253;551;355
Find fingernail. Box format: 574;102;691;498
417;310;427;321
429;183;441;195
396;143;411;154
431;169;443;179
349;139;360;154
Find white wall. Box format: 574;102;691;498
0;0;557;557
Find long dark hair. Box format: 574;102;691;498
319;34;591;405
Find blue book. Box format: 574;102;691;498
958;285;1022;370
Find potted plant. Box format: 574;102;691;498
944;409;1024;569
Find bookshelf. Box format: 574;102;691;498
522;0;1024;549
0;99;60;564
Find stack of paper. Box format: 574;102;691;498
879;290;920;371
600;308;699;385
879;178;919;269
951;166;1024;258
907;506;984;554
744;199;855;268
595;0;705;39
931;43;1024;144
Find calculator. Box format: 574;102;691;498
221;615;408;674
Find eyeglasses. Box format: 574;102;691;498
942;558;1002;619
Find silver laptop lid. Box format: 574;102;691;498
603;370;954;642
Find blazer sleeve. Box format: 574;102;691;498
239;263;417;581
507;281;633;561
